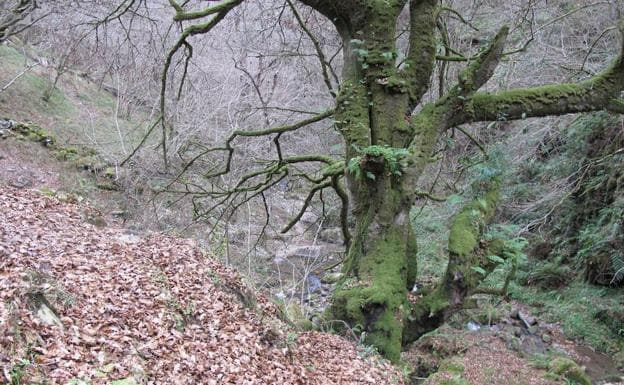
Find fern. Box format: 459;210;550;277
611;254;624;285
347;145;411;179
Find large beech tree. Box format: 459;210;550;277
158;0;624;361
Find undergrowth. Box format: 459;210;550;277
509;279;624;360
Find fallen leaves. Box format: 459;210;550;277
0;187;405;385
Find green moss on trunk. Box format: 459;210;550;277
329;224;409;362
405;179;501;343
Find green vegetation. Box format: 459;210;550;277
530;354;593;385
347;145;410;180
8;358;30;385
0;45;150;157
423;358;469;385
509;280;624;360
1;1;623;376
411;110;624;374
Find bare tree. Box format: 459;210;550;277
0;0;43;43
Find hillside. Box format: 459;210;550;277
2;2;624;383
0;186;404;384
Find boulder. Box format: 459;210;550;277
0;118;15;130
276;245;323;260
518;310;537;328
318;227;343;244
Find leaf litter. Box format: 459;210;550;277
0;187;405;385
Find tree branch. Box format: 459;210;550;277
457;26;509;95
281;180;332;233
161;0;244;166
169;0;243;21
464;46;624;124
233;109;334;137
402;0;438;111
286;0;337;97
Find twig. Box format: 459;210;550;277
0;62;38;93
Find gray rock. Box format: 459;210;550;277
277;245;323;260
319;227;343;244
321;272;343;284
467;321;481;331
36;303;63;328
0;119;14;130
306;273;322;293
519;310;537;328
116;233;141;244
9;175;33;188
520;335;548;355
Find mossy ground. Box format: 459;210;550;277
509;279;624;364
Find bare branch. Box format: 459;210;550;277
286;0;336;97
281;180;332;233
233;109;334;137
169;0;244;22
161;0;244;166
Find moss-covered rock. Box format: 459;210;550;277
53;146;80;161
423;357;469;385
546;357;592;385
13;122;55;146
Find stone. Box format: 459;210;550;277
520;334;548;355
306;273;322;293
276;245;323;260
36;303;63;328
0;128;11;139
318;227;343;244
542;333;552;343
116;233;141;244
321;272;344;284
519;310;537;328
29;293;63;329
9;175;33;188
0;119;14;130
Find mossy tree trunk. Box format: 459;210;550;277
310;0;438;361
165;0;624;361
294;1;624;361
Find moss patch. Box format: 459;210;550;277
329;225;409;362
546;357;592;385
